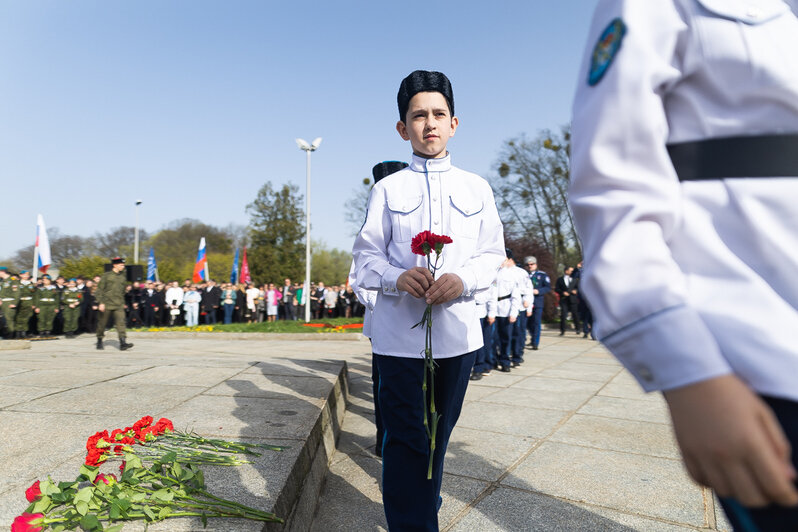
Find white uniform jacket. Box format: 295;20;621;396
570;0;798;400
352;153;505;358
475;282;498;320
494;266;522;320
515;265;534;312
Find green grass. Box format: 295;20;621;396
139;317;364;334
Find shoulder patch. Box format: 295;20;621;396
588;18;626;86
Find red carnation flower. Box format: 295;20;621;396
11;512;44;532
411;231;453;256
119;461;126;474
133;415;153;431
154;418;174;434
24;480;41;503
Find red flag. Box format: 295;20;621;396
241;247;251;284
192;237;208;283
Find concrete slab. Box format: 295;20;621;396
505;442;704;527
456;400;568;438
578;395;671;425
549;414;681;459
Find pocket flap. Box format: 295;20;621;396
386;194;422;214
696;0;790;24
450;191;484;217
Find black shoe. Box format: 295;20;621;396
119;340;134;351
511;361;521;368
532;345;539;350
96;339;104;350
499;365;511;373
559;332;565;336
583;332;588;338
469;372;483;381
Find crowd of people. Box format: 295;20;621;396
0;267;363;339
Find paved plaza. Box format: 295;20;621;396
0;331;731;531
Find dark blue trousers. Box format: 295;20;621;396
473;318;494;373
375;351;476;532
529;306;543;347
371;354;384;455
719;396;798;531
512;311;527;362
495;317;513;368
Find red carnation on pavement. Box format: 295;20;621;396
11;512;44;532
411;230;453;256
24;480;41;503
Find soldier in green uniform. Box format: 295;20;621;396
34;274;60;337
0;267;20;338
15;270;36;338
60;278;82;337
96;257;133;350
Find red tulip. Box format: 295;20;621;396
24;480;41;503
11;512;44;532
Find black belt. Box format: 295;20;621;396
667;134;798;181
497;293;511;301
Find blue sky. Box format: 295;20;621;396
0;1;596;260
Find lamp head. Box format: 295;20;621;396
136;200;143;206
311;137;323;150
295;138;311;151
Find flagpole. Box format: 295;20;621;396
32;246;39;282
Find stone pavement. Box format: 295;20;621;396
0;331;733;531
311;331;733;532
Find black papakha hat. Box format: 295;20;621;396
111;257;125;265
397;70;454;122
372;161;409;183
505;248;514;259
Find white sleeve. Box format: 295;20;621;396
569;0;731;391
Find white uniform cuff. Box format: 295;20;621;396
453;268;476;298
601;305;732;392
381;267;403;296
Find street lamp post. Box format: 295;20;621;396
295;137;322;323
134;200;142;264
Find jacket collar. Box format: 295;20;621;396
409;152;452;173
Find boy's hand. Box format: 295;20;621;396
397;267;434;298
664;374;798;508
425;273;463;305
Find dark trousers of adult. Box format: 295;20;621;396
528;305;543;347
96;308;126;341
143;306;158;327
473;317;494;374
223;304;235;324
512;311;528;362
371;354;384;456
375;351;475;532
559;299;581;333
495;316;514;369
204;308;217;324
719;396;798;531
579;301;594;339
284;302;295;321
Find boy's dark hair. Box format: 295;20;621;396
397;70;454;122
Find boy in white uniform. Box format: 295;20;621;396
570;1;798;528
352;70;504;531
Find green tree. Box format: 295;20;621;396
246;182;305;285
311;241;352;286
344;176;373;236
59;255;108;279
492;126;581;271
146;219;233;282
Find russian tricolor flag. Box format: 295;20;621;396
192;237;209;283
35;214;52;276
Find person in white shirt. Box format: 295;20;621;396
570;1;798;527
352;70;504;530
493;251;522;372
182;285;201;327
164;281;184;326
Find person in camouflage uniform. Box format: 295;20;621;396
0;267;20;338
15;270;36;338
60;278;82;337
34;274;60;336
96;257;133;350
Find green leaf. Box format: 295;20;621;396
201;513;208;527
106;526;124;532
74;486;95;504
130;492;146;502
79;464;99;483
172;462;183;478
152;489;174;502
79;513;101;531
109;504;121;519
76;500;89;516
142;505;156;521
32;495;52;513
158;506;171;519
115;498;131;511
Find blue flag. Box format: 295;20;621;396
147;247;158;281
230;247;240;284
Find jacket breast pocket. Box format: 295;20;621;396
387;194;423;243
449;192;484;239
